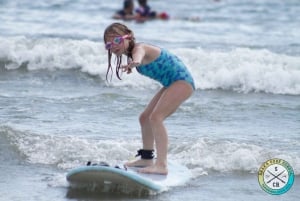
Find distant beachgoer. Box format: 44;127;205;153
135;0;169;22
135;0;156;18
113;0;135;20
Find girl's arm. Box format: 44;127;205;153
123;45;145;74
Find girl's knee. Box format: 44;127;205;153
139;111;150;125
139;111;163;126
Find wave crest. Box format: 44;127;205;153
2;126;299;177
1;36;300;95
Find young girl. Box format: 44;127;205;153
103;23;195;175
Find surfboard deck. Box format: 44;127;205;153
66;161;191;196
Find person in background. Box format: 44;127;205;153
135;0;169;22
113;0;135;20
135;0;156;19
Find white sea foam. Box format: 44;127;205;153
3;126;299;177
174;48;300;95
1;37;300;95
170;138;300;177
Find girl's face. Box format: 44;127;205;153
105;34;130;56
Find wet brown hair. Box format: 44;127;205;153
103;23;135;81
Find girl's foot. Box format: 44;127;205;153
124;159;153;167
138;163;168;175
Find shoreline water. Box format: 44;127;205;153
0;0;299;200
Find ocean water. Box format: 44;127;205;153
0;0;300;200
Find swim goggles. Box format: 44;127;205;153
105;35;129;50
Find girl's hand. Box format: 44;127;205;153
122;61;140;74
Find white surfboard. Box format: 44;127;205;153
66;161;192;195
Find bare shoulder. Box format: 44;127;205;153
135;43;161;64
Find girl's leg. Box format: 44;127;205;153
140;81;193;175
140;87;166;150
125;87;166;167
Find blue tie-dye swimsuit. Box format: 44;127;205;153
136;49;195;89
